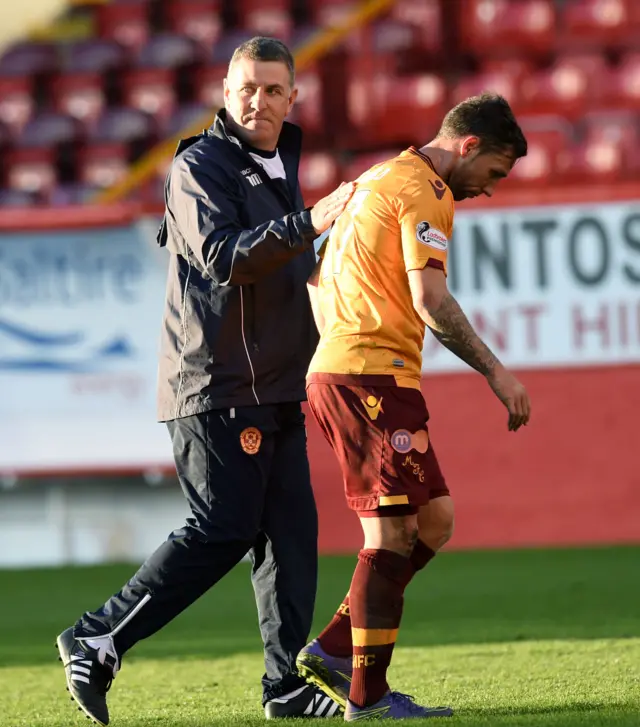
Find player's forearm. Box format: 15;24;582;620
419;291;502;377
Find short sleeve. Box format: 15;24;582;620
397;176;453;275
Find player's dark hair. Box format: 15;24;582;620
229;36;295;88
437;93;527;159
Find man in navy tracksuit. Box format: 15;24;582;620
56;37;355;725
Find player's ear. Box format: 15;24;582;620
460;136;481;157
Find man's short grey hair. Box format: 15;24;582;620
229;36;295;88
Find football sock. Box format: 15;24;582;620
317;593;352;657
410;539;436;572
317;539;436;659
348;548;414;707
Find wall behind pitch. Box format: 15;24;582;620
0;198;639;564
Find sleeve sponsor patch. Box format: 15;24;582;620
416;221;448;251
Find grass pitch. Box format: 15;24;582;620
1;546;639;726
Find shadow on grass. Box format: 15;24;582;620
2;546;639;668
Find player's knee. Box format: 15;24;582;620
436;512;455;548
418;498;455;552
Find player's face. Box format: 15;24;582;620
224;58;297;151
448;137;515;201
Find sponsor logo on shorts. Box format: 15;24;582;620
240;427;262;455
390;429;429;454
416;221;448;251
361;395;383;421
402;454;425;483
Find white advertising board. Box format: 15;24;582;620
0;219;174;472
425;200;640;371
0;201;638;473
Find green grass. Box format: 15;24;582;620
2;547;639;726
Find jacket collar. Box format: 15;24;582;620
207;108;303;158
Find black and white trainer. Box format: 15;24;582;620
265;684;343;719
56;627;119;726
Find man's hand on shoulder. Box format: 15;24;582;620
310;182;356;234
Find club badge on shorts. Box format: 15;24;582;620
240;427;262;455
390;429;429;454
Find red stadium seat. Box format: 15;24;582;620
559;139;627;184
51;73;106;126
49;183;97;206
607;53;640;110
61;39;126;74
507;116;573;187
582;110;638;144
236;0;294;41
308;0;360;27
137;33;198;68
137;34;198;69
518;54;609;119
287;68;324;141
450;69;522;108
193;65;227;110
122;68;178;123
349;73;446;148
390;0;443;56
346;18;439;74
458;0;556;58
299;152;340;206
210;30;257;64
0;188;40;207
18;111;80;149
160;102;209;139
563;109;639;180
479;57;535;77
5;148;58;195
88;108;155;154
0;76;35;136
96;2;150;53
165;0;223;50
0;120;10;150
348;19;417;58
560;0;632;50
0;42;59;76
76;142;130;189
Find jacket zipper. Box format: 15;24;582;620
239;286;260;404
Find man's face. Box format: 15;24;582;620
447;137;516;201
223;57;297;150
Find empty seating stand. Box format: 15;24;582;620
0;0;637;205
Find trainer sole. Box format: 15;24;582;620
296;653;349;709
56;637;107;726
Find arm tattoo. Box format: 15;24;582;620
427;291;500;377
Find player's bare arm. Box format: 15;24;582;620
408;266;531;431
307;260;325;334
